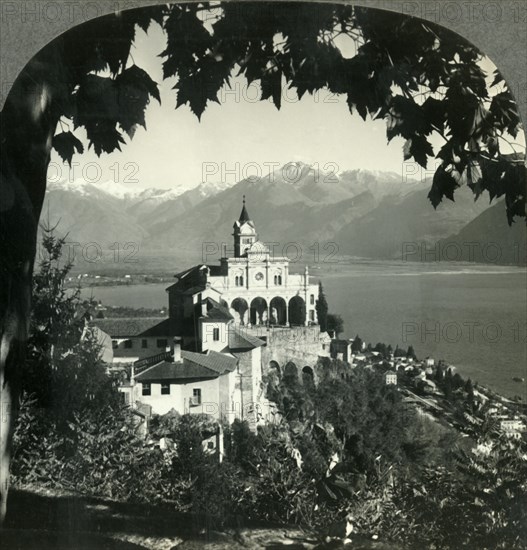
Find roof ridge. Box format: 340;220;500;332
134;360;162;377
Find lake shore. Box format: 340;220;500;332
77;261;526;399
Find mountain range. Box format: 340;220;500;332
41;163;525;270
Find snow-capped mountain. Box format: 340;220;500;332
40;163;501;267
47;178;187;203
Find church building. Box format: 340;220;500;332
93;198;325;426
167;197;320;347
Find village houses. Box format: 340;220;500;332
92;198;330;428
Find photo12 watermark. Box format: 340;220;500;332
37;240;140;264
401;240;527;265
202;240;340;264
402;320;527;345
201;161;340;185
401;2;526;24
47;161;140;185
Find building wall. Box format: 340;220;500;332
200;320;230;352
133;371;239;419
258;326;330;376
232;347;264;427
135;378;204;417
207;257;319;327
218;284;319;326
112;336;170;363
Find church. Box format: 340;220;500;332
93;198;325;425
167;196;320;344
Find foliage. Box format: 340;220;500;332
314;367;411;473
326;313;344;337
315;282;329;332
351;334;364;353
6;3;521;226
224;418;259;472
11;227;526;545
397;439;527;549
236;422;320;525
12;394;171;503
289;297;306;326
24;227;118;421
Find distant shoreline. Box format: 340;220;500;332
68;258;527;289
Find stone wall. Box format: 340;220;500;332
254;325;330;376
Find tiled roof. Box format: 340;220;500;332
136;350;238;382
183;285;207;296
166;265;209;292
182;350;237;374
140;318;171;337
135;361;219;382
91;317;170;338
228;327;265;351
208;265;224;276
203;297;233;321
173;264;207;281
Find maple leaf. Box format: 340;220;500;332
260;64;283;110
489;92;521;138
428;164;459;207
175;56;232;119
115;66;160;137
403;136;434;168
52;132;84;166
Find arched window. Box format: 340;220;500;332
274;275;277;285
240;275;244;286
235;276;239;286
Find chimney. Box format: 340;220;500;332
173;337;182;362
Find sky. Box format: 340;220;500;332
47;19;523;193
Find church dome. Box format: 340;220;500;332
248;241;269;254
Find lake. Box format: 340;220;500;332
80;262;527;398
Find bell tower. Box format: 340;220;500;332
233;195;257;257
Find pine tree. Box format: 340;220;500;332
351;335;364;353
25;226;118;420
315;282;329;332
327;314;344;339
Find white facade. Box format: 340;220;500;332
207;199;319;327
127;370;240;419
111;336;170;363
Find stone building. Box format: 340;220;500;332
167;197;320;338
93;197;327;427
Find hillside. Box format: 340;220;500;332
335;185;492;260
39;163;515;268
438;201;527;265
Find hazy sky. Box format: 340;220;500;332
47;21;521;192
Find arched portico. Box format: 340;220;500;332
269;296;287;326
231;297;249;325
288;295;306;326
250;297;268;325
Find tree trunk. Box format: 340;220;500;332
0;45;62;524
